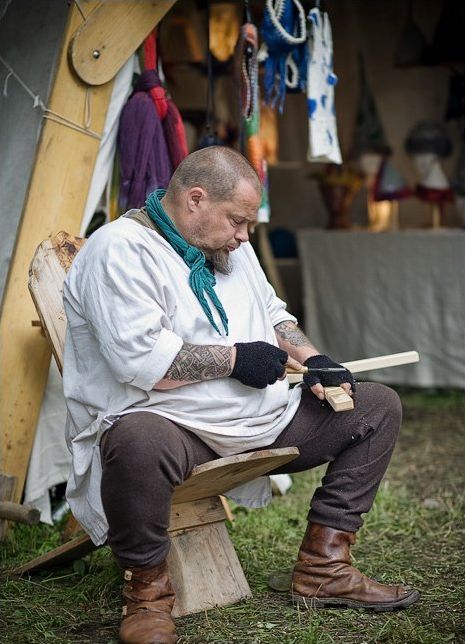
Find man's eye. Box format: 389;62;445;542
231;218;242;226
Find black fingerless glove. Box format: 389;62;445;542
230;341;288;389
303;354;356;391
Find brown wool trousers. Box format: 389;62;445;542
100;382;402;569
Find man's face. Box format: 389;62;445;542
185;178;261;274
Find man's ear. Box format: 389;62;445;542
187;187;205;211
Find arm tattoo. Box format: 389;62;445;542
274;320;311;347
165;343;232;382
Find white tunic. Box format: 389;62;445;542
63;214;302;544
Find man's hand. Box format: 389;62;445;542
303;354;356;401
230;341;288;389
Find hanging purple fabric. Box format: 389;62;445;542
118;71;172;210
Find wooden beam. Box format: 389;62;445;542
70;1;177;86
0;1;176;506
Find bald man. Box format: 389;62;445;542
63;147;419;644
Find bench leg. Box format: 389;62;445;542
169;521;251;617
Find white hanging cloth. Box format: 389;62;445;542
306;7;342;164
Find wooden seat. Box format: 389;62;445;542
21;232;299;617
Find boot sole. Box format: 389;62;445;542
292;589;420;612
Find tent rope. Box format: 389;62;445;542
0;54;101;140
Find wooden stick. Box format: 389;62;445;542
342;351;419;374
286;351;419;380
0;502;40;525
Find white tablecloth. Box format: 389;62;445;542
297;229;465;389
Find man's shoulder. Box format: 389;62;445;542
82;215;160;256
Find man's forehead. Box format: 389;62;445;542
233;179;262;206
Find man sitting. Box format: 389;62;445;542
63;146;419;644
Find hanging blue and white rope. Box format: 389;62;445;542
260;0;308;112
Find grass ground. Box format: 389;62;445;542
1;388;464;643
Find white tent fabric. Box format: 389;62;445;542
23;361;70;523
24;56;136;522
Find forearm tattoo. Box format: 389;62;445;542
165;343;233;382
274;320;311;347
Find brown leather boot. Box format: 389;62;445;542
292;522;420;612
119;561;178;644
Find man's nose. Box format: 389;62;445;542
235;223;249;243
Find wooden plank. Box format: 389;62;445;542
169;497;226;532
172;447;299;504
168;522;252;617
0;474;16;539
286;351;420;385
29;233;84;373
70;1;177;86
0;1;174;508
12;533;97;576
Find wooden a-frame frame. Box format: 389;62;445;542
0;1;177;526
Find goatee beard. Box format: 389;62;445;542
206;250;232;275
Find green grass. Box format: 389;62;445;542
1;389;464;643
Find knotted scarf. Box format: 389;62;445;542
145;190;229;336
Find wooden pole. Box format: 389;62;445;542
0;502;40;525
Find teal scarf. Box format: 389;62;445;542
145;189;229;336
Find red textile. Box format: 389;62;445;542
142;29;188;170
415;184;454;203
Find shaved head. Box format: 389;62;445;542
165;146;262;203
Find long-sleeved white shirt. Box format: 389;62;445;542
63;213;302;544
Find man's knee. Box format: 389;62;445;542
372;383;402;421
358;382;402;442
